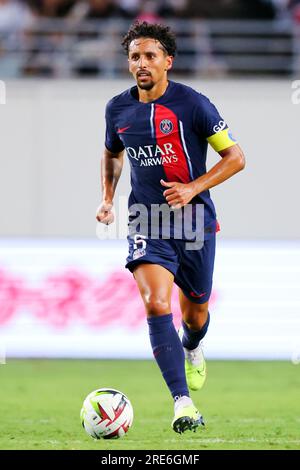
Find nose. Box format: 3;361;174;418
138;56;147;68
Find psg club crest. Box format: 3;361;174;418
160;119;173;134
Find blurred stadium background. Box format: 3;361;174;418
1;0;300;452
0;0;300;363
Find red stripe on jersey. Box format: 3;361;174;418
154;104;191;183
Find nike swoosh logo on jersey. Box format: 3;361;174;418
117;126;130;133
190;291;206;298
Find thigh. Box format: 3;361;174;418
174;235;216;305
133;263;174;316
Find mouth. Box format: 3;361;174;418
137;71;151;78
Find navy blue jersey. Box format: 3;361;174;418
105;80;237;238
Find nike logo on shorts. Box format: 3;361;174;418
190;291;206;298
117;126;130;133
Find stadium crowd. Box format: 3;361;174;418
0;0;299;77
1;0;300;30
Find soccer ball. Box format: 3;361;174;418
80;388;134;439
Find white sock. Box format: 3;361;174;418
184;342;204;366
174;395;193;412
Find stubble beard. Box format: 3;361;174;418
137;79;155;90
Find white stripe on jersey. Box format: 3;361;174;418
179;120;194;180
150;103;155;138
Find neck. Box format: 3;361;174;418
138;78;169;103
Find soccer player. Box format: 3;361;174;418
96;22;245;434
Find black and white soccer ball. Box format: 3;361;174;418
80;388;134;439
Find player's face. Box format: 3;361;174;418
128;38;173;90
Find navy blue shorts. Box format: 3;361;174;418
125;235;216;304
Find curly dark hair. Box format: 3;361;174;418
122;21;177;57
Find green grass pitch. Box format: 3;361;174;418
0;359;299;450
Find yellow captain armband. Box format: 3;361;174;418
207;128;238;152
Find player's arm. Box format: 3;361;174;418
190;142;245;195
190;101;246;194
97;98;125;224
96;147;124;224
162;97;245;208
161;143;245;209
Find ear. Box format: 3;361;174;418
165;56;174;71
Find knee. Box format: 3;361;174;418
183;305;209;330
144;296;171;317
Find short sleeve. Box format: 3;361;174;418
193;94;238;152
105;101;125;153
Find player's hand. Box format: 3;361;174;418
160;179;196;209
96;201;114;225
